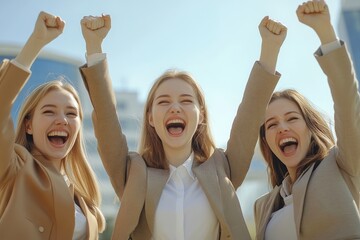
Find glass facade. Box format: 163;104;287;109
343;10;360;77
339;1;360;87
0;54;85;121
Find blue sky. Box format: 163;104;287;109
1;0;341;147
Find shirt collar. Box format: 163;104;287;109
168;152;196;181
280;175;292;198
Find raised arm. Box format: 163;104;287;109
297;0;360;176
15;11;65;68
296;0;336;45
259;16;287;74
81;14;111;55
79;15;129;198
0;11;64;179
226;17;286;187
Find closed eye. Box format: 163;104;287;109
266;122;277;130
182;99;193;104
43;110;54;115
67;112;78;117
288;117;299;122
157;100;170;105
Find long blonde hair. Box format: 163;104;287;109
259;89;335;187
15;79;105;232
138;69;215;169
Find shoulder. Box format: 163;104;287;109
255;186;280;209
128;151;147;173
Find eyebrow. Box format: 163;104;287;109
155;93;195;99
40;104;78;111
265;111;301;125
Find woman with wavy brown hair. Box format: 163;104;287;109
254;1;360;239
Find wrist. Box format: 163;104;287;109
86;43;103;55
315;24;337;45
15;35;45;68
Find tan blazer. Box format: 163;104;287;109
254;44;360;240
0;60;98;240
80;60;280;240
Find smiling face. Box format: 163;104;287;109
148;78;203;158
264;98;312;180
25;88;81;167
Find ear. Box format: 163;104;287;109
25;119;33;135
148;112;154;127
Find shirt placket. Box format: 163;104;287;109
174;168;185;240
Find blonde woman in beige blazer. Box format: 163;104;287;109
254;1;360;239
0;12;105;239
80;14;286;240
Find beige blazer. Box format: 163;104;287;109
80;60;280;240
254;44;360;240
0;60;98;240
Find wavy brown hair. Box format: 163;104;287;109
15;79;105;232
138;69;215;169
259;89;335;187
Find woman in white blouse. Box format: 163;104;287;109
80;14;286;240
254;1;360;239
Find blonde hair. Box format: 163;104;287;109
259;89;335;187
15;79;105;232
138;69;215;169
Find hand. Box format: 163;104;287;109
31;11;65;46
81;14;111;54
296;0;336;44
296;0;330;29
258;16;287;74
259;16;287;49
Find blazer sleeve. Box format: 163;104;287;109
79;59;129;198
225;61;280;188
0;60;30;180
315;43;360;177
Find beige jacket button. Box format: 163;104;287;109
38;226;45;233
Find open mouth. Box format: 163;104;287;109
166;119;185;135
279;137;298;154
48;131;69;145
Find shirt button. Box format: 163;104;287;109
38;226;45;233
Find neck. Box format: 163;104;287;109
288;168;297;185
164;145;192;167
31;148;63;172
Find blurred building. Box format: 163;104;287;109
0;44;90;117
338;0;360;81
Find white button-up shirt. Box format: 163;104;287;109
152;153;219;240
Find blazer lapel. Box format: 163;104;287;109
145;167;169;235
292;163;315;238
33;154;74;239
112;154;147;240
192;158;227;227
76;191;97;240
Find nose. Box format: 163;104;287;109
278;122;289;133
55;114;68;125
170;103;181;113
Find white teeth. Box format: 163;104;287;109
48;131;68;137
167;119;184;124
279;137;297;145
